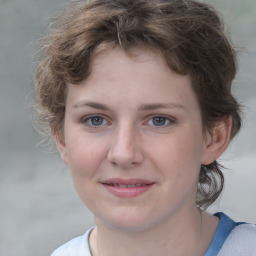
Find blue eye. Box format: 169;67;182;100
90;116;104;126
82;115;108;127
148;116;173;127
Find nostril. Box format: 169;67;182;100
106;134;144;168
110;161;118;167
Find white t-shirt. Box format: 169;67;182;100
51;212;256;256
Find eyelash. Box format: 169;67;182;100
80;115;175;128
146;115;175;128
81;115;110;128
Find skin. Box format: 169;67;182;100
55;47;231;256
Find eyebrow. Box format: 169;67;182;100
72;101;184;111
73;101;110;110
138;103;184;111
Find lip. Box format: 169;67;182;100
100;178;155;198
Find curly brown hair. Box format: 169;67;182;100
34;0;242;208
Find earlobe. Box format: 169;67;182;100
52;128;69;165
201;117;232;165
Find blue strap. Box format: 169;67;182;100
204;212;235;256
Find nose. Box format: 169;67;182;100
107;123;144;169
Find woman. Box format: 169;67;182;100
34;0;256;255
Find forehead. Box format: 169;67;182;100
67;47;199;114
90;46;165;77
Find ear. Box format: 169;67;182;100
52;128;69;165
201;116;232;165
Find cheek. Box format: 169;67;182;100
149;130;203;183
156;135;202;166
65;132;107;178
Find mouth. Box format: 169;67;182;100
101;178;155;197
103;183;151;188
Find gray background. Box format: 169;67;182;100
0;0;255;255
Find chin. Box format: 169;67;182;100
96;209;170;234
95;210;155;233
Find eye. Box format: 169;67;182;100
147;116;173;127
81;115;108;127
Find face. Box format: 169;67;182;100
57;47;214;232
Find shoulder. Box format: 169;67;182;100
218;223;256;256
50;228;94;256
205;212;256;256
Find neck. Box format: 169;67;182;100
90;207;218;256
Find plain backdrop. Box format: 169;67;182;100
0;0;255;255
